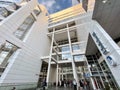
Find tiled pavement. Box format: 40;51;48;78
37;87;73;90
49;87;73;90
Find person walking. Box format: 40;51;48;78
73;79;77;90
42;78;47;90
79;80;84;90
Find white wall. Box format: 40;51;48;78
75;12;92;54
49;66;57;83
0;0;50;89
75;12;92;42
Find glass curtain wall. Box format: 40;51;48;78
86;54;119;90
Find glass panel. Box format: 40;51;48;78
0;42;18;65
0;41;18;76
100;61;119;89
72;44;80;51
14;14;35;40
62;53;72;60
61;45;70;52
73;55;81;60
0;51;9;64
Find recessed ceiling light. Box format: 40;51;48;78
102;0;108;3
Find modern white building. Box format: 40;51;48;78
0;0;120;90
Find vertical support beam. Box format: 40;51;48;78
92;55;104;89
85;56;96;89
46;28;55;86
95;55;106;88
67;24;80;89
56;64;59;86
59;68;61;82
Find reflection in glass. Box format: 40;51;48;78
73;55;81;60
0;42;18;65
62;53;72;60
72;44;80;51
61;46;70;52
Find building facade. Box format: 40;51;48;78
0;0;120;90
0;0;50;89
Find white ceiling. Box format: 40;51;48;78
93;0;120;40
54;30;77;41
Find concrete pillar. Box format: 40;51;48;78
46;28;55;86
56;64;59;86
67;24;80;89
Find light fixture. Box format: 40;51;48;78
102;0;108;3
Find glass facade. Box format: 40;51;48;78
73;54;81;60
0;41;18;76
86;55;119;90
62;53;72;60
72;44;80;51
61;45;70;52
14;14;35;40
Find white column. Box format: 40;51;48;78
56;64;59;86
61;69;64;80
85;56;96;89
90;77;96;90
46;28;55;86
67;24;80;89
58;68;60;82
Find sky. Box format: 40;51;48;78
38;0;72;14
3;0;72;14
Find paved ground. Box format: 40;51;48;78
49;87;73;90
37;87;73;90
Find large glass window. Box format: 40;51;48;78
61;45;70;52
62;53;72;60
14;14;35;40
73;55;81;60
100;61;119;90
72;44;80;52
0;41;18;75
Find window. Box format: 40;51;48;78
62;53;72;60
33;6;41;16
72;44;80;51
0;41;18;67
14;14;35;40
61;45;70;52
73;55;81;60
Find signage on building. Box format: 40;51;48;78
92;32;109;55
106;56;117;66
92;32;117;67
